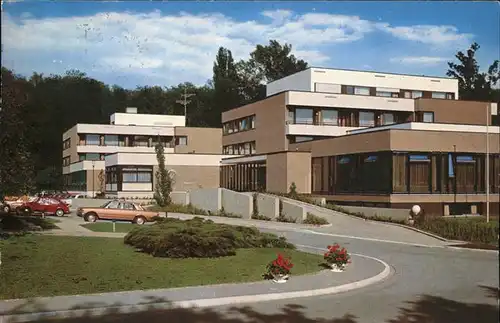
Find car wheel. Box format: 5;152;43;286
2;205;10;214
86;213;97;223
55;209;64;217
134;216;146;225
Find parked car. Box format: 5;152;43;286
19;197;71;217
77;200;160;225
2;195;35;213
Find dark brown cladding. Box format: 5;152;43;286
415;98;493;125
291;129;500;158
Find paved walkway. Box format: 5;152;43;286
0;253;390;322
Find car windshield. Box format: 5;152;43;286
101;201;113;208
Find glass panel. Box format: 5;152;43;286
288;109;295;123
79;154;85;161
295;136;313;143
412;91;423;99
295;108;314;124
104;135;119;146
382;113;395;125
250;116;255;129
322;110;338;125
457;156;475;163
410;155;430;162
250;141;256;154
86;134;100;146
346;86;354;95
404;91;411;98
432;92;446;99
423;112;434;123
86;153;100;161
354;87;370;95
376;91;392;97
359;111;375;127
244;142;250;155
123;172;138;182
106;201;120;209
137;172;152;182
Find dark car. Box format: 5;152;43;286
19;197;71;217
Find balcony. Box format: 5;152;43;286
285;91;415;112
77;145;174;154
286;123;364;137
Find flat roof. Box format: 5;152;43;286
348;122;500;135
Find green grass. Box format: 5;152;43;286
81;222;135;233
0;235;323;299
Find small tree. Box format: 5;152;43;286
252;192;259;218
154;141;172;207
288;182;298;199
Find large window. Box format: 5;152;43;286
423;112;434;123
381;113;395;125
295;108;314;124
322;110;338;125
132;136;149;147
122;167;152;183
104;135;119;146
431;92;446;99
175;136;188;146
354;87;370;96
223;141;256;155
359;111;375;127
222;115;256;135
85;134;100;146
411;91;423;99
409;154;431;193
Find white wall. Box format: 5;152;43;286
110;113;186;127
122;183;152;191
105;153;237;167
309;68;459;98
286;91;415;112
266;69;312;96
286;124;364;137
77;146;174;154
349;122;500;135
77;124;175;136
63;160;105;174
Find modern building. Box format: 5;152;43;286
220;67;500;216
62;107;231;198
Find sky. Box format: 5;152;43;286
2;1;499;89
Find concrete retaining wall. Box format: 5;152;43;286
334;205;410;222
170;191;190;205
189;188;222;213
221;189;252;219
281;200;307;223
256;193;279;219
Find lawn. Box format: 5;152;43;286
81;222;135;233
0;235;323;299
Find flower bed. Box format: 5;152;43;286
266;253;294;283
324;243;351;272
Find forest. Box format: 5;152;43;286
0;40;498;196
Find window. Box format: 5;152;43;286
85;134;100;146
431;92;446;99
376;91;392;97
104;135;119;146
382;113;395;125
411;91;423;99
410;155;430;162
287;109;295;123
338;157;350;164
249;141;256;154
322;110;338;125
364;155;378;162
239;119;248;131
133;135;149;147
423;112;434;123
244;142;250;155
354;87;370;96
295;108;314;124
120;202;135;210
122;167;152;183
175;136;188;146
359;111;375;127
250;115;255;129
457;156;475;163
223;115;255;134
85;153;100;161
376;88;399;98
446;93;454;100
105;201;120;209
346;86;355;95
403;91;411;99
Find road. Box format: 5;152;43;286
33;213;500;323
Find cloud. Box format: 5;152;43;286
390;56;448;66
1;9;474;87
379;24;473;46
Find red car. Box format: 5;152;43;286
19;197;70;217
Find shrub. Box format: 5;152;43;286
214;207;242;218
124;217;295;258
150;203;208;216
415;217;499;244
252;192;259;218
303;212;329;225
252;214;272;221
0;215;58;232
288;182;298;200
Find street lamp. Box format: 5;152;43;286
92;160;95;198
485;104;490;223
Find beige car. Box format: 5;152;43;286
77;200;160;225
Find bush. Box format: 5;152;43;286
415;217;499;244
0;215;58;232
303;212;329;225
212;207;242;218
150;203;208;216
252;214;272;221
124;217;295;258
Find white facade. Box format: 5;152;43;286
73;123;176;137
105;153;235;167
76;146;174;154
286;124;364;137
267;68;459;99
110;113;185;127
285;91;415;112
348;122;500;135
62;160;105;175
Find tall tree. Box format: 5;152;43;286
446;42;499;102
212;47;242;114
0;68;35;198
250;40;308;83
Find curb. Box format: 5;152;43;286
0;253;391;322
